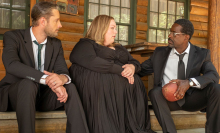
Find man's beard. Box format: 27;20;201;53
168;38;174;48
44;27;58;37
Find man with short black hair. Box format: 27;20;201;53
0;2;89;133
139;19;220;133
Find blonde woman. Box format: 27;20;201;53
69;15;155;133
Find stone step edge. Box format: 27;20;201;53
0;110;206;120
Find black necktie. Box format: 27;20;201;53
176;53;186;107
33;40;43;71
33;40;43;97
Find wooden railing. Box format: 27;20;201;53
0;40;5;80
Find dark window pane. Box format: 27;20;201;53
149;29;156;43
100;5;109;15
0;8;10;28
111;0;120;6
121;0;130;8
168;1;175;15
157;30;165;43
159;13;167;28
150;0;158;12
121;8;130;23
12;0;26;9
150;12;158;27
12;10;25;29
119;25;128;41
88;3;98;19
111;6;120;22
159;0;167;13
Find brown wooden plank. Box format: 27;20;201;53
137;6;148;15
79;0;84;6
60;14;84;24
191;0;208;8
136;14;147;23
60;22;84;34
0;28;11;35
137;0;148;6
61;41;76;51
141;76;148;81
57;32;83;42
0;64;5;71
190;14;208;23
191;21;208;31
0;71;6;80
0;40;3;47
190;6;208;16
30;0;36;26
135;39;146;44
78;6;84;15
208;0;220;75
136;22;148;31
65;60;71;68
192;30;207;38
190;37;207;46
136;31;147;40
64;51;71;60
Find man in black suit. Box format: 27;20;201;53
139;19;220;133
0;2;89;133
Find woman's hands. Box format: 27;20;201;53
121;64;135;84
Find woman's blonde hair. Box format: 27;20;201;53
85;15;117;46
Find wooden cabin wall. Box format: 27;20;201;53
0;40;5;80
58;0;85;68
190;0;208;48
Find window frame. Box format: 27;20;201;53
84;0;137;45
0;0;30;39
147;0;190;44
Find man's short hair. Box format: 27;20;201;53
174;19;194;40
31;2;58;27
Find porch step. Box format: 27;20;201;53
150;110;206;131
0;110;206;133
156;128;205;133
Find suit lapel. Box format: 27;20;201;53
186;43;197;78
159;47;172;82
24;28;35;67
44;38;54;71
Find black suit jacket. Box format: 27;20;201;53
139;43;219;93
0;28;69;111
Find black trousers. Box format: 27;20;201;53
149;83;220;133
8;79;89;133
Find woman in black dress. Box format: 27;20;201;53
69;15;155;133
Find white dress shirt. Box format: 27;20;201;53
162;43;200;88
30;27;71;84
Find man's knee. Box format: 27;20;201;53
64;83;77;95
18;79;38;96
208;83;220;97
149;87;163;99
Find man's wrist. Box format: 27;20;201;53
60;74;71;84
40;75;48;85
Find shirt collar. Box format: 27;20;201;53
171;42;191;55
30;27;47;44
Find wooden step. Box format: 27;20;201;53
0;110;206;133
150;110;206;131
156;128;205;133
0;111;66;133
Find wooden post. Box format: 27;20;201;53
208;0;220;76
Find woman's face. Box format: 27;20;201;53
104;19;117;46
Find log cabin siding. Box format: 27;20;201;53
190;0;209;48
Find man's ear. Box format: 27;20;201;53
185;34;190;41
39;17;47;27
